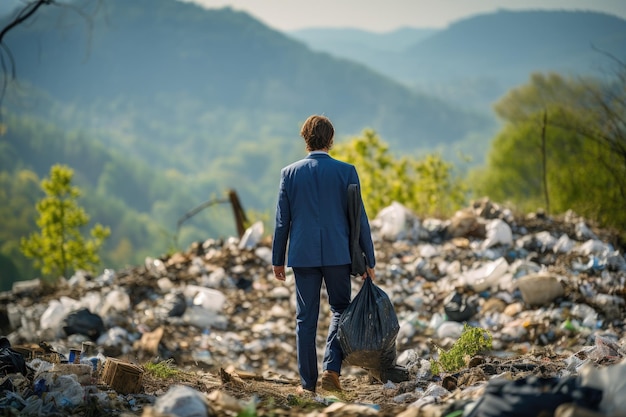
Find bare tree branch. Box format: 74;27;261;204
0;1;53;44
0;0;102;124
0;1;55;124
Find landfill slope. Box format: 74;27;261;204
1;199;625;416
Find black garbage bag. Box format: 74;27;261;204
368;364;411;383
444;290;477;322
167;292;187;317
0;337;27;376
465;375;602;417
62;308;106;341
338;277;399;370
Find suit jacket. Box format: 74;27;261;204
272;153;376;268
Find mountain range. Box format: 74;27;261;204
4;2;624;166
2;0;487;161
289;10;626;108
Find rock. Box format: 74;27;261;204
516;273;565;306
148;385;212;417
447;209;484;238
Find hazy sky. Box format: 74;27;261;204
184;0;626;32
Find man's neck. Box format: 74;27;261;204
309;148;329;154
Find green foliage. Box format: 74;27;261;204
20;164;110;281
237;400;258;417
332;129;467;218
473;71;626;235
286;394;323;410
143;359;181;379
431;324;493;374
0;113;260;289
0;169;41;287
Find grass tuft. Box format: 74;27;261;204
431;324;492;374
143;359;181;379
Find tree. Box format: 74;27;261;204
332;130;394;217
21;164;110;280
332;129;466;218
474;69;626;234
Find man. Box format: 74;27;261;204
272;114;376;394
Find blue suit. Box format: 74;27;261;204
272;152;375;390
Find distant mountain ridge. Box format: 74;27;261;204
3;0;486;161
3;3;622;185
403;10;626;81
288;26;438;58
290;10;626;107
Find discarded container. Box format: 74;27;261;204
47;363;94;385
68;349;81;364
185;285;226;312
81;341;98;356
101;358;143;394
192;329;212;365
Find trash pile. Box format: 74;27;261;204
1;198;625;416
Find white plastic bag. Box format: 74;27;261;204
482;219;513;248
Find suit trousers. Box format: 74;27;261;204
292;264;351;391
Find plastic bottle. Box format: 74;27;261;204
192;329;212;364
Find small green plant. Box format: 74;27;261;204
431;324;492;374
143;359;181;379
237;400;257;417
20;164;110;281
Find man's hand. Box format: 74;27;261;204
361;267;375;281
273;265;286;281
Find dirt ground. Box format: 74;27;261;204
140;365;413;416
136;347;590;417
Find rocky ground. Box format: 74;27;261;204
1;199;625;416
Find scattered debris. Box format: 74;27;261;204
0;199;625;416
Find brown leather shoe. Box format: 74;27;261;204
321;370;342;391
